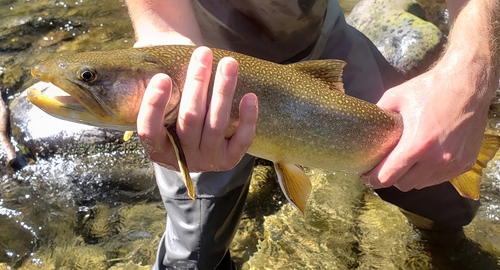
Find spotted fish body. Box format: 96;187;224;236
28;45;492;213
153;46;400;174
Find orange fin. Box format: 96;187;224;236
123;131;134;141
274;162;312;214
450;134;500;200
165;125;195;199
450;170;481;200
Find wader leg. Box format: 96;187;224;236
375;183;480;229
152;155;255;270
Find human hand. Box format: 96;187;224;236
137;47;259;172
362;65;493;191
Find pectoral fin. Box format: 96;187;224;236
165;125;195;199
450;134;500;200
274;162;312;214
123;131;134;141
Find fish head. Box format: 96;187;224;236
28;49;181;131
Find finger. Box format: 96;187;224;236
177;46;214;144
137;73;175;163
362;139;417;189
391;161;433;191
225;93;258;168
133;41;153;48
411;161;464;190
200;57;239;156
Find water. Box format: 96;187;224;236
1;0;500;269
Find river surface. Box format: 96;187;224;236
1;0;500;269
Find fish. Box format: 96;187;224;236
27;45;500;213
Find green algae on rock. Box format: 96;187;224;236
347;0;444;78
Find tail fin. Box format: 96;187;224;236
450;134;500;199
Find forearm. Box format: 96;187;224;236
125;0;203;46
442;0;499;101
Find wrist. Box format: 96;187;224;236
126;0;204;47
431;50;497;110
434;0;499;102
134;33;200;47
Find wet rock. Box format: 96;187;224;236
36;30;75;48
0;204;38;267
0;177;77;269
416;0;448;34
347;0;445;78
0;10;81;52
1;65;24;94
76;204;120;244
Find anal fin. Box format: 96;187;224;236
274;162;312;214
165;125;195;199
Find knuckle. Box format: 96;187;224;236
432;152;454;167
191;69;209;83
206;119;228;135
178;111;203;128
441;152;454;164
220;158;239;171
233;139;251;154
188;60;211;83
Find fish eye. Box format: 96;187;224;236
79;68;97;82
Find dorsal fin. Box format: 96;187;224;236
288;59;346;92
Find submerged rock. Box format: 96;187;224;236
0;204;38;267
241;170;367;269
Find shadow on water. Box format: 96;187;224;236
1;0;500;269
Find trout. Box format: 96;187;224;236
27;45;499;213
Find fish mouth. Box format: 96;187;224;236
26;83;104;126
30;65;113;123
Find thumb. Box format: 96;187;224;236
375;85;405;112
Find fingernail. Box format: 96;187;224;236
193;47;211;64
219;57;238;76
244;93;258;106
